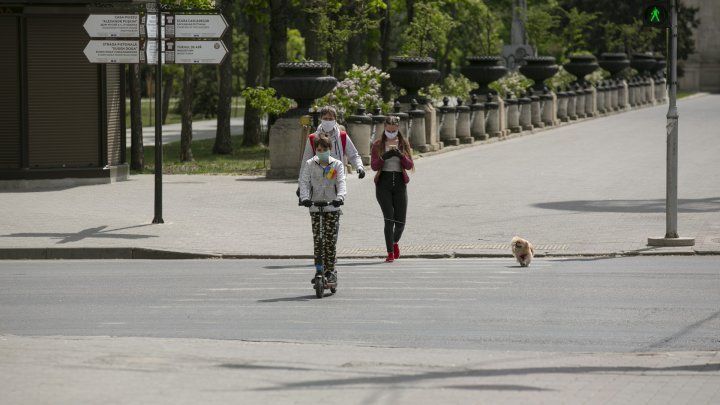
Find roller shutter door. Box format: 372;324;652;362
27;16;99;168
0;17;20;169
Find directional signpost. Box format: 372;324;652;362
83;2;229;224
165;40;228;64
83;14;140;38
83;40;140;64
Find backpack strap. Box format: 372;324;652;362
309;133;316;154
339;131;348;153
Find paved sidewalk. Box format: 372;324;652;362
2;94;719;259
1;335;718;405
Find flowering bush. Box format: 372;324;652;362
544;66;575;92
316;63;391;122
422;74;478;104
241;86;294;116
489;72;533;98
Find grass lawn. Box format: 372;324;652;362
677;91;696;99
129;135;269;176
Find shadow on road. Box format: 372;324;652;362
534;197;720;213
252;363;720;391
257;295;321;303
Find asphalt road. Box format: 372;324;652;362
1;257;718;353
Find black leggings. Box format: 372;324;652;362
375;171;407;253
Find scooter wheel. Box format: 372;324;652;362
315;279;324;298
330;287;336;294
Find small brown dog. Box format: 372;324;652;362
511;236;534;267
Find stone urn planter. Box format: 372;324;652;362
270;61;337;116
564;54;599;85
519;56;559;91
388;56;441;104
460;56;508;97
630;53;657;77
599;53;630;78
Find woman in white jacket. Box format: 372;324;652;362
298;135;346;283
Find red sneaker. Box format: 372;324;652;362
385;253;394;263
393;243;400;259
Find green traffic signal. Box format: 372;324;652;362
643;3;669;28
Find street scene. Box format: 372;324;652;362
1;0;719;404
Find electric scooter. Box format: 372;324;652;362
304;200;341;298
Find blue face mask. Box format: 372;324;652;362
317;151;330;162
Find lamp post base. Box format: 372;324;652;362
647;237;695;247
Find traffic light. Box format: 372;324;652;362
643;1;670;28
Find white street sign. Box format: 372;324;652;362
144;14;166;39
166;40;228;64
143;39;166;65
84;14;140;38
171;14;228;38
84;40;139;63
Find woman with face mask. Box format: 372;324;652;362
370;115;415;263
299;106;365;180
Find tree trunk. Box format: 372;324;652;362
129;63;144;171
269;0;288;79
161;72;173;125
180;65;193;162
304;10;321;61
406;0;414;24
213;0;234;154
380;1;392;101
242;4;268;147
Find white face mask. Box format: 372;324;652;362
385;130;398;139
321;120;336;132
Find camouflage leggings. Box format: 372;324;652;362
310;211;340;272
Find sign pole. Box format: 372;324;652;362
648;0;693;247
152;0;164;224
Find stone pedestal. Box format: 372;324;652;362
345;108;373;165
485;96;501;138
506;95;521;133
470;95;487;140
619;81;628;110
566;89;577;120
530;92;543;128
597;85;607;113
267;116;310;179
439;97;459;146
585;86;596;117
409;102;429;152
424;101;441;151
574;86;586;118
455;98;473;144
541;90;556;126
519;93;533;131
556;91;569;122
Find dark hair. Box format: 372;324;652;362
384;115;400;125
315;135;332;150
319;105;337;119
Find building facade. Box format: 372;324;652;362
0;0;129;188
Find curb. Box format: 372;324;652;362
0;248;716;260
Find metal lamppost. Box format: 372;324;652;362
647;0;694;247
